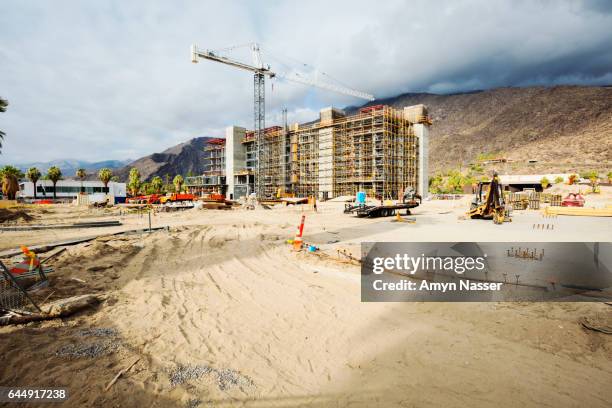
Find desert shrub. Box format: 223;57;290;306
580;170;599;181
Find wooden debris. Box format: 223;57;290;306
41;291;55;307
105;357;140;391
0;294;102;325
580;314;612;335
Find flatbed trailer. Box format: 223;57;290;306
345;200;420;218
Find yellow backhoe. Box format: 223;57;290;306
468;173;509;224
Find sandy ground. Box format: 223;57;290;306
1;188;611;407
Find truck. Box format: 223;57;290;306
344;188;421;218
159;193;196;204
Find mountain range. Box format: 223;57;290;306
6;85;611;181
3;159;132;178
357;85;612;174
115;85;608;180
111;137;213;181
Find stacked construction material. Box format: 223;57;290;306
544;206;612;217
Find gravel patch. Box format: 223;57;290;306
185;399;201;408
77;327;119;337
215;367;255;391
169;365;213;387
169;364;254;391
55;341;120;358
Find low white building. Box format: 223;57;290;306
18;180;127;203
497;174;579;192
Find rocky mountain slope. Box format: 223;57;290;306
113;137;213;181
115;85;611;182
358;85;612;175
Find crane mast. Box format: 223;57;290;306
192;44;275;197
190;43;374;198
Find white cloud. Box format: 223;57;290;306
0;0;610;163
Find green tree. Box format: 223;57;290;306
173;175;184;193
128;167;141;196
607;171;612;183
26;167;42;199
0;97;7;154
428;173;445;194
446;170;466;193
540;176;550;190
46;166;62;199
469;163;484;174
580;170;598;181
1;165;23;200
553;176;564;184
141;182;156;195
580;170;600;191
98;168;113;194
151;176;163;194
0;166;23;178
76;168;87;193
464;173;477;191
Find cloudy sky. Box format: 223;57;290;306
1;0;611;163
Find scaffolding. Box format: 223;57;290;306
204;138;226;176
243;105;424;199
253;126;287;197
185;138;226;195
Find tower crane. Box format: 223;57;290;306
190;43;375;198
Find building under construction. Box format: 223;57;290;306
186;104;431;200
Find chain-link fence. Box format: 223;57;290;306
0;261;42;313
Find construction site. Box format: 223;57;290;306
1;34;611;408
186;104;430;202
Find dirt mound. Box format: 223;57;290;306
0;208;34;223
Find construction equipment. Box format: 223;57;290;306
468;173;509;224
159;193;196;204
126;194;162;205
190;43;374;198
345;187;421;218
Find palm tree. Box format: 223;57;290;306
26;167;42;199
98;168;113;194
46;166;62;200
140;182;152;195
173;175;184;193
151;176;163;194
128;167;141;196
1;165;23;200
0;97;7;154
76;168;87;193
